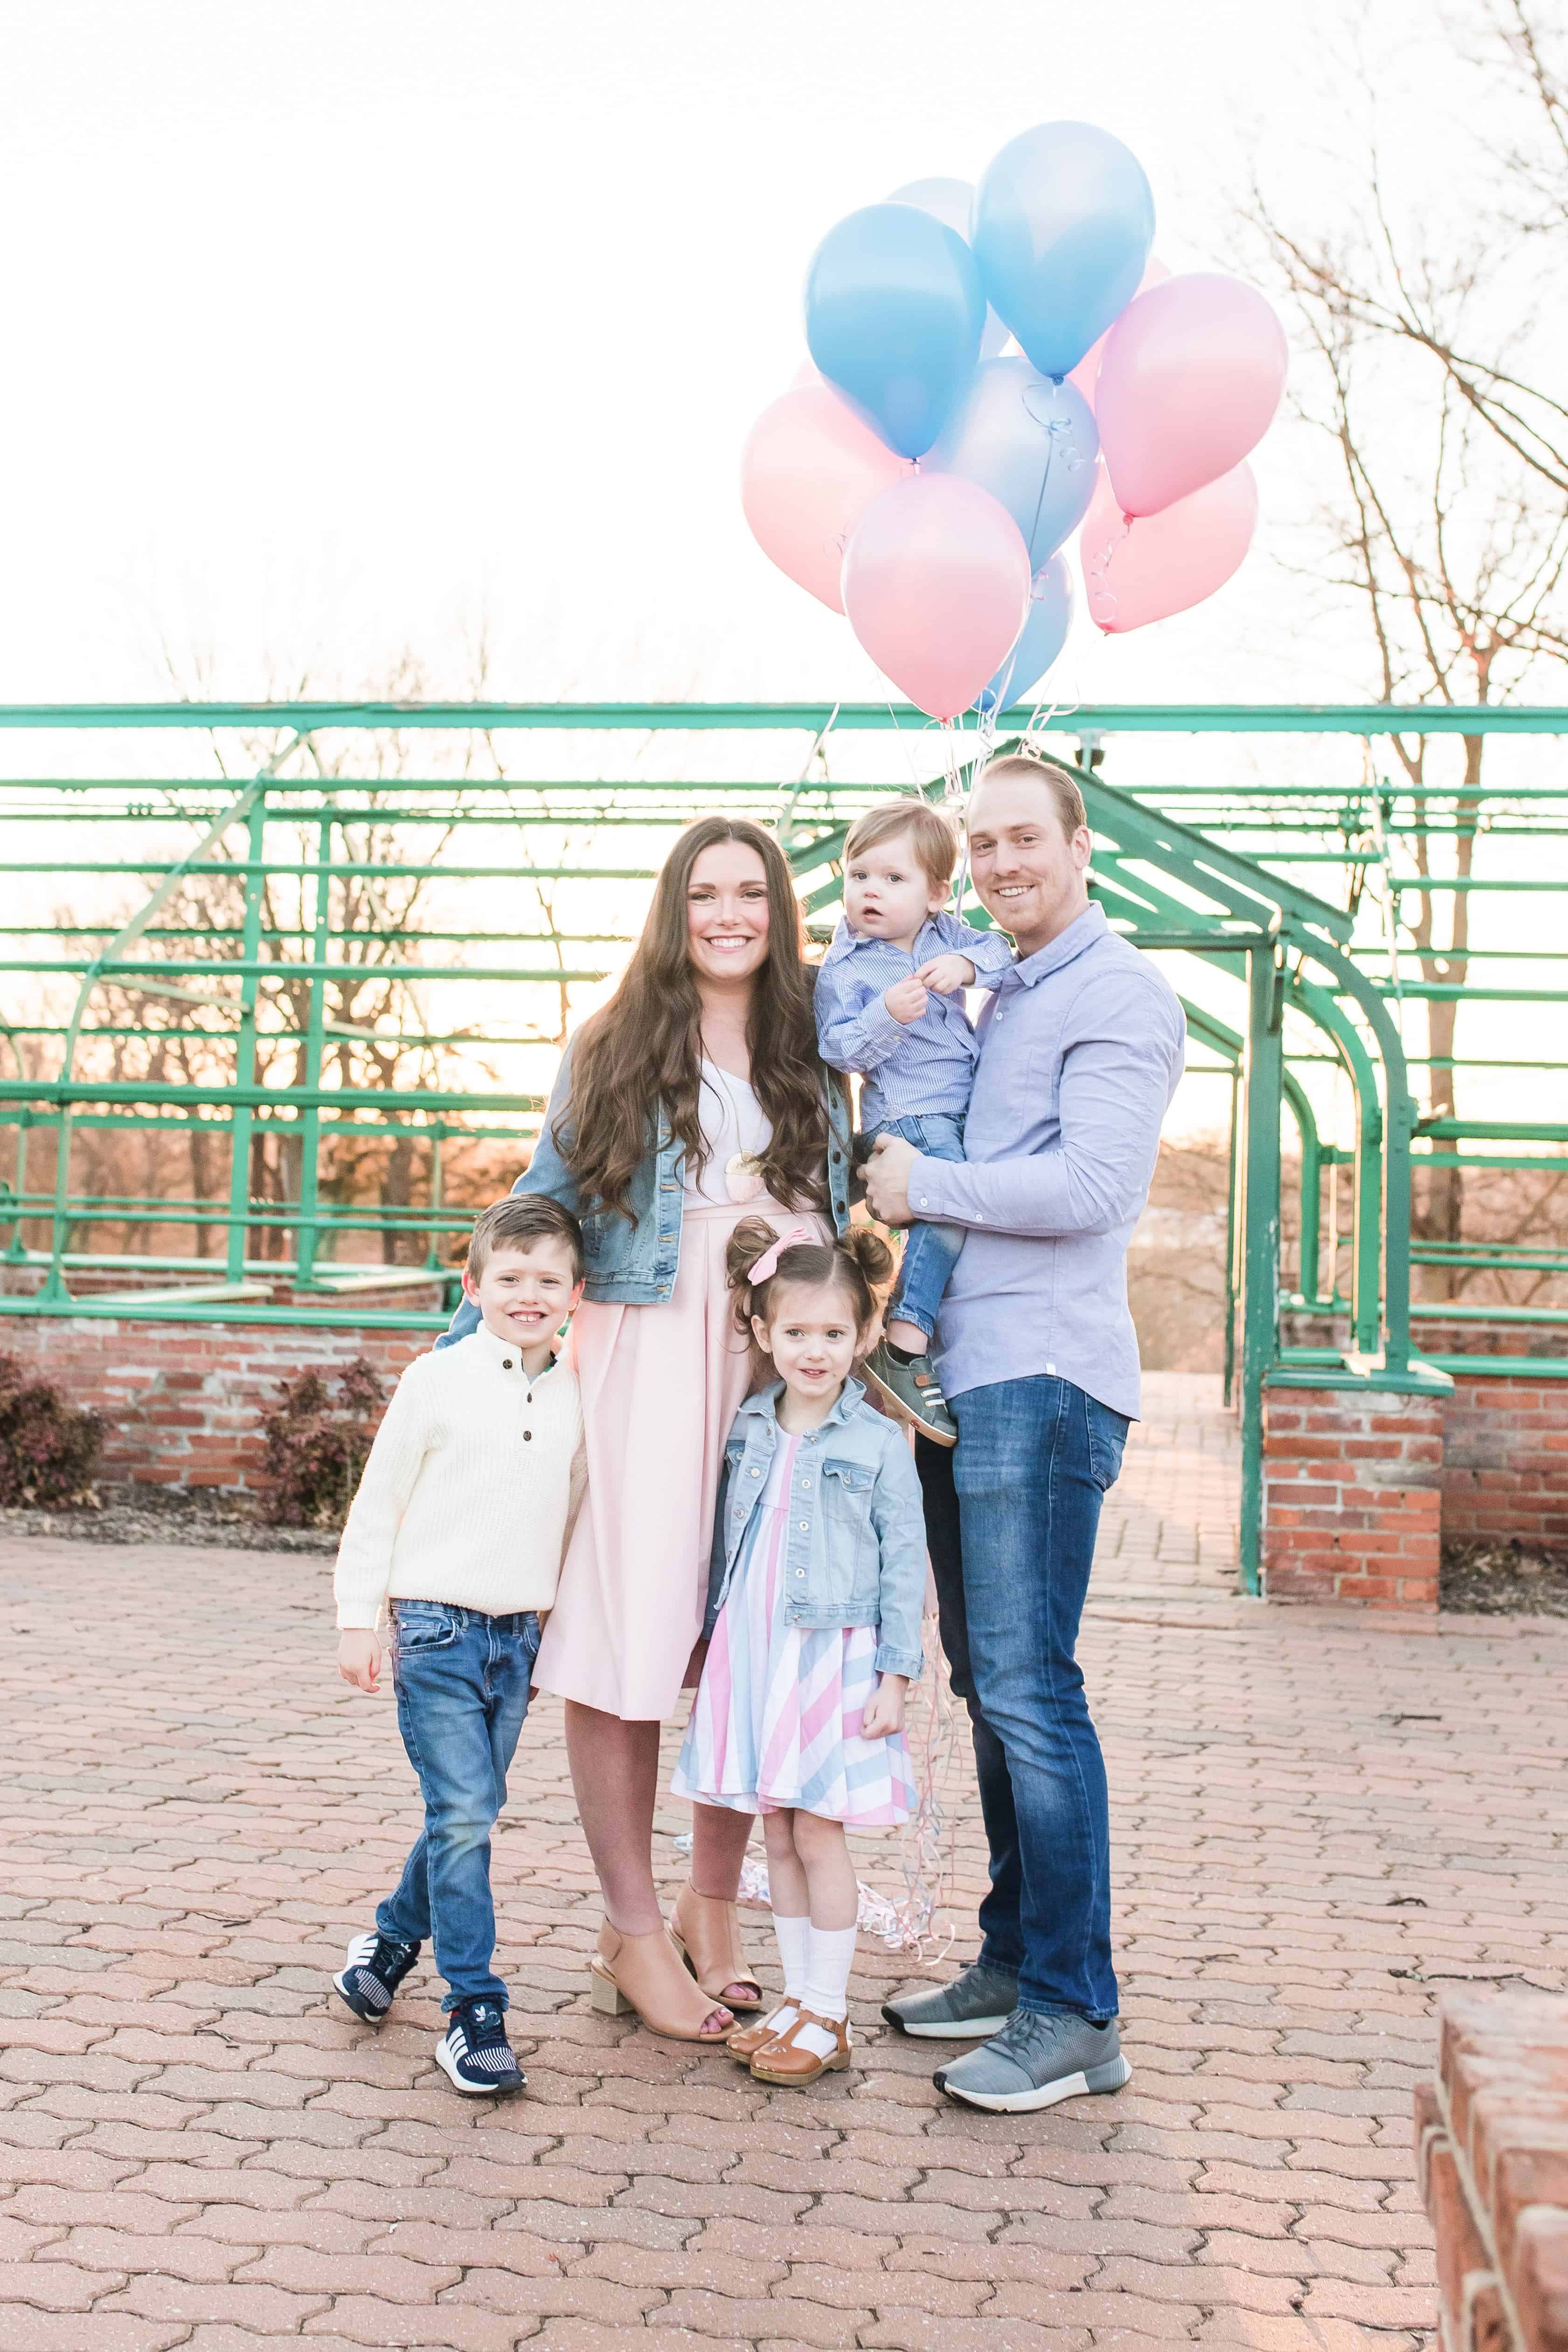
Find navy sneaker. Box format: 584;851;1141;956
436;1999;526;2097
333;1929;419;2025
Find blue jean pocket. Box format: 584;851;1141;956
1084;1397;1130;1492
394;1604;458;1652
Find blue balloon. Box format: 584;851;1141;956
884;178;1011;358
972;122;1155;379
805;203;985;459
976;553;1075;715
927;358;1099;571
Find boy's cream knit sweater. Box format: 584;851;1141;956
333;1323;586;1630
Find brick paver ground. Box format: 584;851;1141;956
2;1371;1564;2352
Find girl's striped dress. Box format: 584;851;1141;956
673;1434;916;1825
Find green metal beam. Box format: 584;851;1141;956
0;700;1563;733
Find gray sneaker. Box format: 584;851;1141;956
934;2008;1132;2113
862;1342;958;1447
881;1960;1019;2040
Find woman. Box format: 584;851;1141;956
446;817;851;2040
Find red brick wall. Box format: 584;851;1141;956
1262;1386;1443;1610
1440;1375;1568;1550
1418;1989;1568;2352
0;1316;436;1495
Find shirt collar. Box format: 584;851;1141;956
992;901;1108;992
821;915;941;964
739;1375;867;1432
466;1320;561;1375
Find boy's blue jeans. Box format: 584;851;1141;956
915;1376;1129;2021
867;1110;966;1342
378;1600;540;2012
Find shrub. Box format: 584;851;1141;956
0;1354;103;1508
262;1358;385;1528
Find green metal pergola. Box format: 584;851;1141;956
2;700;1565;1589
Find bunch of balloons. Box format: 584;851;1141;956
741;122;1287;724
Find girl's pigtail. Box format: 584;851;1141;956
726;1215;780;1337
837;1222;895;1295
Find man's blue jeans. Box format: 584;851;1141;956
869;1111;966;1343
916;1376;1129;2020
378;1601;540;2012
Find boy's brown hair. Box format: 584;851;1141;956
842;798;960;898
465;1194;586;1284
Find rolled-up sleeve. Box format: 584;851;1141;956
911;977;1186;1238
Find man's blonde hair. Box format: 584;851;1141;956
841;798;960;896
973;752;1089;843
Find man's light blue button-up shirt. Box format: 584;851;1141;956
908;902;1186;1420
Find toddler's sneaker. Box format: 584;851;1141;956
436;1998;526;2097
863;1340;958;1447
333;1929;419;2025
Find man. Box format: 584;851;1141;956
864;750;1186;2114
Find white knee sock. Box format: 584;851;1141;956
766;1911;811;2033
796;1922;858;2057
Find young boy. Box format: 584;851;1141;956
815;798;1013;1447
332;1194;587;2097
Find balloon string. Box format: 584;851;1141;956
940;718;965;806
1025;425;1055;574
1022;374;1090;574
1086;512;1134;630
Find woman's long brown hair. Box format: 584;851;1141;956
557;817;829;1223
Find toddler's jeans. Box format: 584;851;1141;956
861;1110;967;1343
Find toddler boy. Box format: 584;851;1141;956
332;1194;586;2096
816;797;1013;1446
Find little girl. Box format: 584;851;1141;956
673;1219;928;2085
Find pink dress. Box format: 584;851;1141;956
533;1067;829;1723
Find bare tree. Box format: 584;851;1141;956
61;638;566;1273
1238;0;1568;1293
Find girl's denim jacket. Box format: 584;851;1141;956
439;1035;853;1327
702;1378;926;1684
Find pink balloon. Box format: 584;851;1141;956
791;356;821;387
842;475;1031;720
1067;255;1170;409
741;384;912;613
1080;461;1258;632
1096;273;1287;516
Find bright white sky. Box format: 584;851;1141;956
0;0;1461;704
1;0;1560;1152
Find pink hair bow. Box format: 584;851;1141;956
746;1223;815;1284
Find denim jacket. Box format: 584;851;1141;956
439;1036;853;1337
702;1378;926;1683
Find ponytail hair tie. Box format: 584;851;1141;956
746;1223;815;1285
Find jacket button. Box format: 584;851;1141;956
798;1521;809;1532
502;1359;513;1369
524;1430;533;1442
